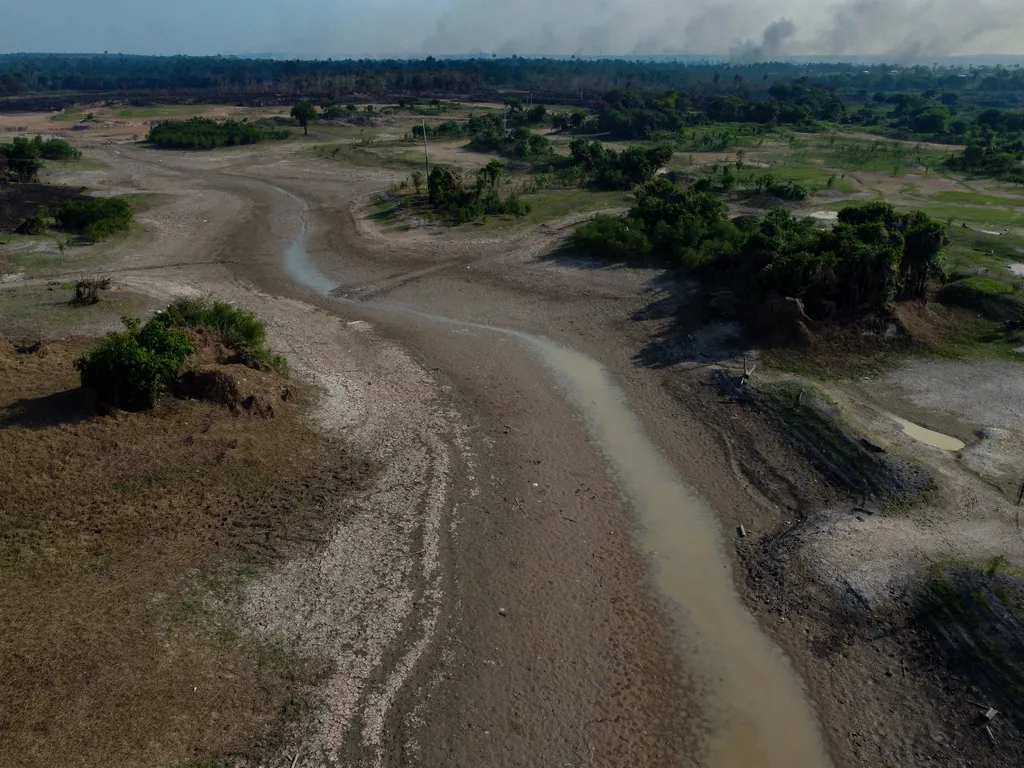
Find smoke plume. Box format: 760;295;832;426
2;0;1023;59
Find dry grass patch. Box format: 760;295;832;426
0;340;373;768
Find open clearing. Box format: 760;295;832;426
3;102;1024;767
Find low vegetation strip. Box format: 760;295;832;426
147;117;289;149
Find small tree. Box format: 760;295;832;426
290;101;317;136
477;159;507;190
410;170;424;194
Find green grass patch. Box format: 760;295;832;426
116;105;219;120
924;302;1024;361
118;192;170;214
483;187;631;230
758;380;929;499
0;284;143;340
50;108;87;123
919;566;1024;725
932;189;1024;206
43;155;106;172
912;202;1024;228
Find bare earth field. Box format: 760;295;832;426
2;109;1024;766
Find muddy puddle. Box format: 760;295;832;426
888;413;965;451
278;186;831;767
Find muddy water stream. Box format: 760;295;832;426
278;187;831;767
888;414;966;451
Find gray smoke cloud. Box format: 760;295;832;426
730;19;799;63
2;0;1023;58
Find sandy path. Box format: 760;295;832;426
35;143;835;767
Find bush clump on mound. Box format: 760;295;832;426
153;298;288;374
76;298;288;412
76;318;194;411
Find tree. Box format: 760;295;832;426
527;104;548;124
504;97;524;113
477;159;507;190
410;170;424;194
290;101;317;135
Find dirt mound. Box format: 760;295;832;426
755;295;817;347
184;327;242;367
729;374;935;503
174;365;281;417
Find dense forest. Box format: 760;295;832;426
3;53;1024;106
573;182;946;327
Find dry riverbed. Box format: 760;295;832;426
2;123;1023;767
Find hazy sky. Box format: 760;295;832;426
2;0;1023;58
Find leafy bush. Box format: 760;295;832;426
76;318;193;411
153;297;288;374
55;197;134;241
572;214;652;260
0;136;80;182
38;137;80;161
147;117;288;149
0;137;44;182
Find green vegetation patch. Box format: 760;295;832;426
147;117;289;150
75;298;289;411
572;185;946;332
156;297;289;374
76;317;194;411
55;196;134;242
2;135;80;182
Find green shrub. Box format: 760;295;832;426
76;318;193;411
15;205;49;235
147;117;288;150
55;197;134;241
153;298;288;374
38;137;80;161
572;214;652;261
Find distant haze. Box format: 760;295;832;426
3;0;1024;60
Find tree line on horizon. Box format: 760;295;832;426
4;53;1024;103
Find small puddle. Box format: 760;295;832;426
888;413;965;451
277;185;831;767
